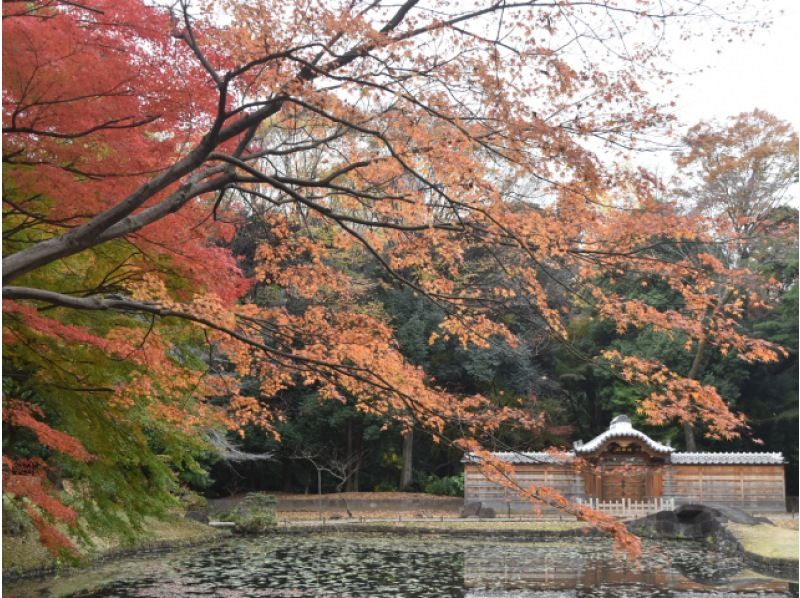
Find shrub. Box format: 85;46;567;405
423;473;464;497
236;513;276;534
229;493;277;534
236;493;277;513
180;491;210;514
373;481;398;492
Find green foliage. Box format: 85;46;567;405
236;493;278;512
2;294;217;547
423;473;464;497
235;513;276;534
229;493;278;533
180;491;210;514
373;480;398;492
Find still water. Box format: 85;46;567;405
4;533;797;597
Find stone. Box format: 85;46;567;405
709;505;767;525
478;506;496;518
460;501;482;518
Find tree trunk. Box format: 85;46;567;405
682;335;709;452
345;419;355;492
400;428;414;490
681;421;697;452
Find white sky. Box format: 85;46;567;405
623;0;800;191
669;0;800;130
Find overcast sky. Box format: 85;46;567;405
626;0;799;188
670;0;799;130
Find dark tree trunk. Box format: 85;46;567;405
682;335;709;452
400;428;414;490
345;419;355;492
682;422;698;452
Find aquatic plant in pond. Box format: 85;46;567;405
3;534;797;597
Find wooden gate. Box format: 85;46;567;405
601;465;646;501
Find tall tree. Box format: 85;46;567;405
672;111;798;449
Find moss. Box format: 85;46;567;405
727;523;799;561
2;494;34;537
2;534;55;576
2;516;222;579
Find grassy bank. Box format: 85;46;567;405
2;516;223;580
727;523;799;561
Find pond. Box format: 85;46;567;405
4;533;798;597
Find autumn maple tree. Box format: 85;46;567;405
2;0;788;556
668;110;799;449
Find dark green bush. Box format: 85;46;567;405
423;473;464;497
229;493;277;533
373;480;398;492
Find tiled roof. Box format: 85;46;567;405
462;418;785;466
573;415;673;455
670;452;785;465
463;451;575;464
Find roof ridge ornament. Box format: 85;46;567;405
609;414;631;427
574;416;673;454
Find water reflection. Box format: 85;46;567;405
463;542;794;596
3;534;797;597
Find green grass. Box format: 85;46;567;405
727;523;799;561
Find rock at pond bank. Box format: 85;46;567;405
478;506;496;518
460;501;482;518
627;504;723;540
459;502;495;518
626;504;798;579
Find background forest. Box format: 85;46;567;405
213;188;799;500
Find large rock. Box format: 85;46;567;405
478;506;496;519
691;504;768;525
460;501;482;518
628;504;725;540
